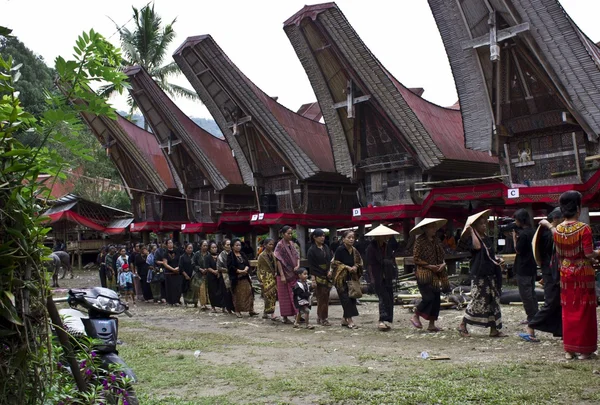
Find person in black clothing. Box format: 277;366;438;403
97;247;108;288
513;209;538;323
366;226;399;331
523;208;564;341
307;229;333;326
136;246;153;302
179;243;195;306
292;268;314;329
332;230;363;329
161;240;182;306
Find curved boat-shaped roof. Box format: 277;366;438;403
78;105;180;195
284;2;497;179
125;66;244;190
173;35;336;180
428;0;600;151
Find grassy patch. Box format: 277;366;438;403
118;318;600;404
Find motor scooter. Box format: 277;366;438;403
53;287;137;403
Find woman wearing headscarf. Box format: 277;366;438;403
274;225;300;325
457;210;505;338
332;230;363;329
227;239;258;318
192;240;210;310
161;240;182;306
217;239;235;314
307;229;333;326
257;238;279;321
365;225;400;331
410;219;448;332
205;241;225;312
543;191;599;359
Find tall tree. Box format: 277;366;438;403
101;3;198;120
0;36;54;117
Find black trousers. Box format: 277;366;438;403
416;283;441;321
517;274;539;321
375;283;394;323
99;265;107;288
528;271;562;336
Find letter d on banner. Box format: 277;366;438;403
507;188;520;199
352;208;361;217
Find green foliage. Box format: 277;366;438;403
46;336;136;405
100;2;199;120
0;25;127;404
0;36;55;118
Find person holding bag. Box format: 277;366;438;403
409;219;448;333
458;210;506;338
332;230;363;329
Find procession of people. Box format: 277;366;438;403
88;190;599;361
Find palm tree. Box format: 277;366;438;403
100;3;199;124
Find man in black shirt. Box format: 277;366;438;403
513;209;538;323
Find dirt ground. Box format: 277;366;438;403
54;269;600;404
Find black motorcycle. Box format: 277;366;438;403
53;287;138;403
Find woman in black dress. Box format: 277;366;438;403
179;243;195;307
227;239;258;318
135;245;153;302
332;230;363;329
205;241;225;312
162;240;182;306
307;229;333;326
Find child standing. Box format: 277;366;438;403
293;268;314;329
119;263;136;306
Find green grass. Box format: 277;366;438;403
118;320;600;404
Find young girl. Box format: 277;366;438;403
292;268;314;329
119;263;135;305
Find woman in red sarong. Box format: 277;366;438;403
541;191;600;360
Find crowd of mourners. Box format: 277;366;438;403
93;190;599;359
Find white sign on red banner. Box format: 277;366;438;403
352;208;361;217
507;188;520;199
181;224;186;230
251;214;258;221
258;213;264;220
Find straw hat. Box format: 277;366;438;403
532;225;543;266
461;209;492;238
409;218;448;236
365;224;400;237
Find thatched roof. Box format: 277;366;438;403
428;0;600;151
284;3;497;179
125;66;244;191
173;35;336;180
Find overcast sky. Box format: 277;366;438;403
3;1;599;118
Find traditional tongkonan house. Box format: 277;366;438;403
173;35;357;255
77;107;190;242
428;0;600;220
125;66;256;241
283;3;500;240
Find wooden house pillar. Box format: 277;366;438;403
296;225;307;259
269;225;278;241
580;206;590;225
328;226;337;242
402;218;411;242
214;232;223;243
142;231;150;244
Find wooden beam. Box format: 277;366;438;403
461;22;530;50
226;115;252;128
572;132;583;183
503;143;514;188
332;95;371;109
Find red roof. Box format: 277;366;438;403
146;73;243;186
261;94;335;172
297;102;323;121
130;221;183;232
117;116;178;190
388;74;497;164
